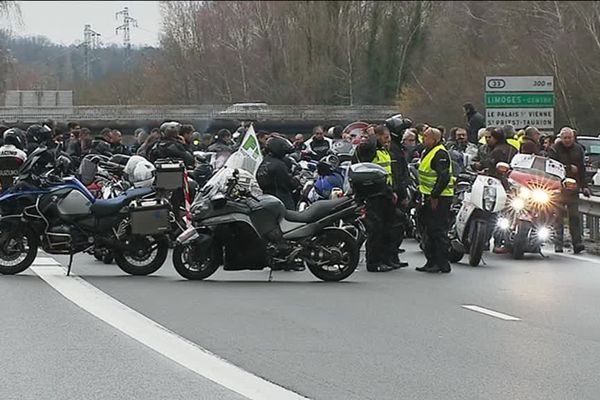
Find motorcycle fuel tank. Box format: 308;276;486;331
56;189;93;216
248;194;286;236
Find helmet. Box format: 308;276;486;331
159;121;181;134
3;128;25;149
385;114;413;136
90;139;113;157
265;136;294;158
317;154;340;176
124;155;155;188
26;124;52;144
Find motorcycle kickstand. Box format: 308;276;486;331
66;253;74;276
268;268;273;282
539;249;548;259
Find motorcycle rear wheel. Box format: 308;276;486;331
0;229;38;275
114;235;168;275
172;242;221;280
305;229;358;282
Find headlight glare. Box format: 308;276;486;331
511;197;525;211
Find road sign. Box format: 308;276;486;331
485;76;554;92
485;108;554;130
485;92;555;108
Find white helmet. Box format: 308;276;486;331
124;155;155;188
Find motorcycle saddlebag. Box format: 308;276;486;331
348;162;388;198
129;198;171;235
154;160;185;190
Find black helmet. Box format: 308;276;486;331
3;128;26;149
26;124;52;144
385;114;413;136
90;138;113;157
317;154;340;176
265;136;293;158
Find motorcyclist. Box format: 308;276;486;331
308;155;344;202
256;136;299;210
305;126;332;161
25;124;54;154
89;128;114;157
520;126;541;155
477;127;517;173
548;127;591;254
447;127;478;175
0;128;28;191
208;129;235;168
148;122;195;167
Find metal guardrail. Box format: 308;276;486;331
0;105;399;123
579;187;600;241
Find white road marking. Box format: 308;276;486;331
32;266;309;400
461;305;521;321
32;257;60;266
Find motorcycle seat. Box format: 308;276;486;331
286;196;352;223
91;187;153;216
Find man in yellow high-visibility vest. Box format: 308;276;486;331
354;125;408;272
417;127;454;274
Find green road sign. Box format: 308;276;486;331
485;92;554;108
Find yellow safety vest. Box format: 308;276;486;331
372;148;393;185
507;138;520;151
419;143;455;197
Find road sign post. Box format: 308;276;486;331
485;76;554;132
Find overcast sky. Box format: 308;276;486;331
12;1;161;46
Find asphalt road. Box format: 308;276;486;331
2;241;600;400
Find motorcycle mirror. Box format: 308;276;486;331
563;178;578;190
496;162;510;174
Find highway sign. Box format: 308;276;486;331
485;76;554;92
485;108;554;130
485;92;554;108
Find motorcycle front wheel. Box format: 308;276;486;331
114;235;169;275
305;229;358;282
468;220;486;266
172;241;221;280
0;229;38;275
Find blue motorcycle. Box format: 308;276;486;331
0;147;170;275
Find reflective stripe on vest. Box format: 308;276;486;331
418;143;455;197
372;148;393;185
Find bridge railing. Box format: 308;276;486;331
579;190;600;242
0;105;399;123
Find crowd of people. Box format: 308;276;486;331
0;102;593;274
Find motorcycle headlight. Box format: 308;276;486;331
537;226;550;241
483;186;497;212
519;187;532;199
497;217;510;230
531;189;550;205
511;197;525;211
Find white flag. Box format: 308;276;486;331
225;125;263;176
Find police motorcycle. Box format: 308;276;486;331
0;146;171;275
448;170;508;266
494;154;575;259
172;165;367;282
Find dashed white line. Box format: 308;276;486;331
32;266;309;400
462;305;521;321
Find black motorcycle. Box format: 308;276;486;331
172;168;361;281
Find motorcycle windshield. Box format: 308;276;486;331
510;154;565;181
197;167;262;201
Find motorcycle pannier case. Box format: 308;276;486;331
154;160;185;190
129;199;171;235
348;163;388;198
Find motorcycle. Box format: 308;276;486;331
172;167;362;282
0;147;170;276
449;172;507;266
494;154;576;259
